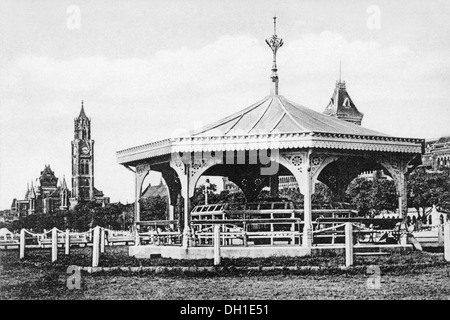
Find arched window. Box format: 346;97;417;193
84;161;89;175
343;97;351;108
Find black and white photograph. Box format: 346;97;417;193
1;0;450;306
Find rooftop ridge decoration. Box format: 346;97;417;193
265;16;283;95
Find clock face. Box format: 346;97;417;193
81;146;90;154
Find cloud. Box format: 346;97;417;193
2;31;449;105
1;31;450;208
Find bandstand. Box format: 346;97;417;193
116;18;424;259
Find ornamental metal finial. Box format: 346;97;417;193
266;16;283;95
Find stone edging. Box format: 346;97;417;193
77;262;447;274
20;260;448;274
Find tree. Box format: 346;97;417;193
140;195;168;221
345;177;398;217
191;183;220;207
408;167;450;214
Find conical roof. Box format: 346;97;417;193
24;183;30;199
191;94;385;137
29;181;36;199
61;176;68;190
78;100;88;119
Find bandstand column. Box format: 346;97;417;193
378;156;409;219
278;150;313;247
134;163;150;233
397;170;408;219
170;155;193;248
302;153;313;248
182;163;192;248
269;173;279;197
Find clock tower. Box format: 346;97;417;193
71;101;95;203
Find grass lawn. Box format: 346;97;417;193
1;246;449;300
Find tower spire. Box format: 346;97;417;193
266;16;283;95
78;100;87;119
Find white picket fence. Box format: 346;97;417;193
18;226;132;267
15;223;450;268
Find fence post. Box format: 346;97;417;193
65;229;70;255
19;229;25;259
100;228;105;253
134;227;140;246
242;222;248;247
444;224;450;262
214;224;221;266
51;228;58;262
438;225;444;245
92;226;100;267
345;222;353;267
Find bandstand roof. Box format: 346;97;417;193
116;20;424;167
116;92;424;166
190;94;382;137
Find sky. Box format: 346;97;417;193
1;0;450;209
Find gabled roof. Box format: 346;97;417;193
93;187;104;197
191;94;385;137
39;165;58;188
142;182;168;199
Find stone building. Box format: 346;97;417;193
69;102;109;208
11;165;70;217
11;102;109;216
422;136;450;170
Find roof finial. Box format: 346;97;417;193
266;16;283;95
336;61;346;89
273;15;277;35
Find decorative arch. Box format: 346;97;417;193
188;153;224;198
